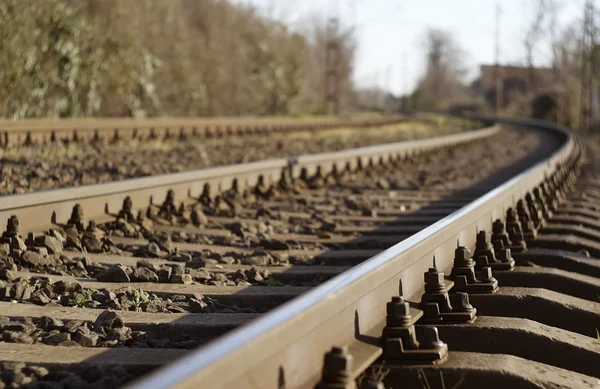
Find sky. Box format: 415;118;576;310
231;0;587;96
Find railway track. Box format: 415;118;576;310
0;116;423;147
0;118;597;389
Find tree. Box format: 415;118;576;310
412;29;470;111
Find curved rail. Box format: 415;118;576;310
122;118;575;389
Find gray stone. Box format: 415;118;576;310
30;246;49;256
66;235;83;251
0;256;16;272
77;332;99;347
12;283;31;300
170;274;193;284
271;252;289;264
22;365;49;378
243;255;269;266
157;266;172;283
171;252;192;263
76;324;91;335
189;298;208;313
257;222;269;234
245;268;264;282
2;330;33;344
10;236;27;252
136;259;159;272
0;269;14;281
131;267;159;283
362;208;377;217
83;236;103;252
220;256;236;265
189;268;211;282
170;265;184;276
228;222;245;237
2;321;36;335
59;374;88;389
264;239;290;250
39;235;63;254
94;310;124;329
117;220;137;235
20;250;48;267
319;222;337;232
96;265;131;282
6;369;27;386
38;316;64;330
377;178;390;190
49;229;66;242
146;242;162;257
106;327;132;342
64;320;84;333
52;281;82;294
191;209;209;226
43;332;71;345
59;340;81;347
97;339;119;347
0;244;9;256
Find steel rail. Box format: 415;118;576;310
0;115;412;146
0;125;498;234
123;119;573;389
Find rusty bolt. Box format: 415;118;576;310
70;204;83;222
165;190;175;204
316;346;355;388
474;230;496;263
454;245;474;267
450;292;475;313
419;326;445;350
123;197;133;212
510;228;527;252
5;215;19;236
478;267;496;283
506;208;518;223
424;258;445;293
492;219;504;235
386;296;412;327
190;209;202;226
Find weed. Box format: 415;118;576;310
261;278;284;287
416;369;466;389
357;363;389;387
69;296;100;308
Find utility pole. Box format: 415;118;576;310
588;1;596;129
324;1;341;115
383;66;392;115
580;0;595;131
402;51;410;112
494;2;504;115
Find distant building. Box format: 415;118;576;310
472;65;556;109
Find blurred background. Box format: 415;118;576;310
0;0;598;130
